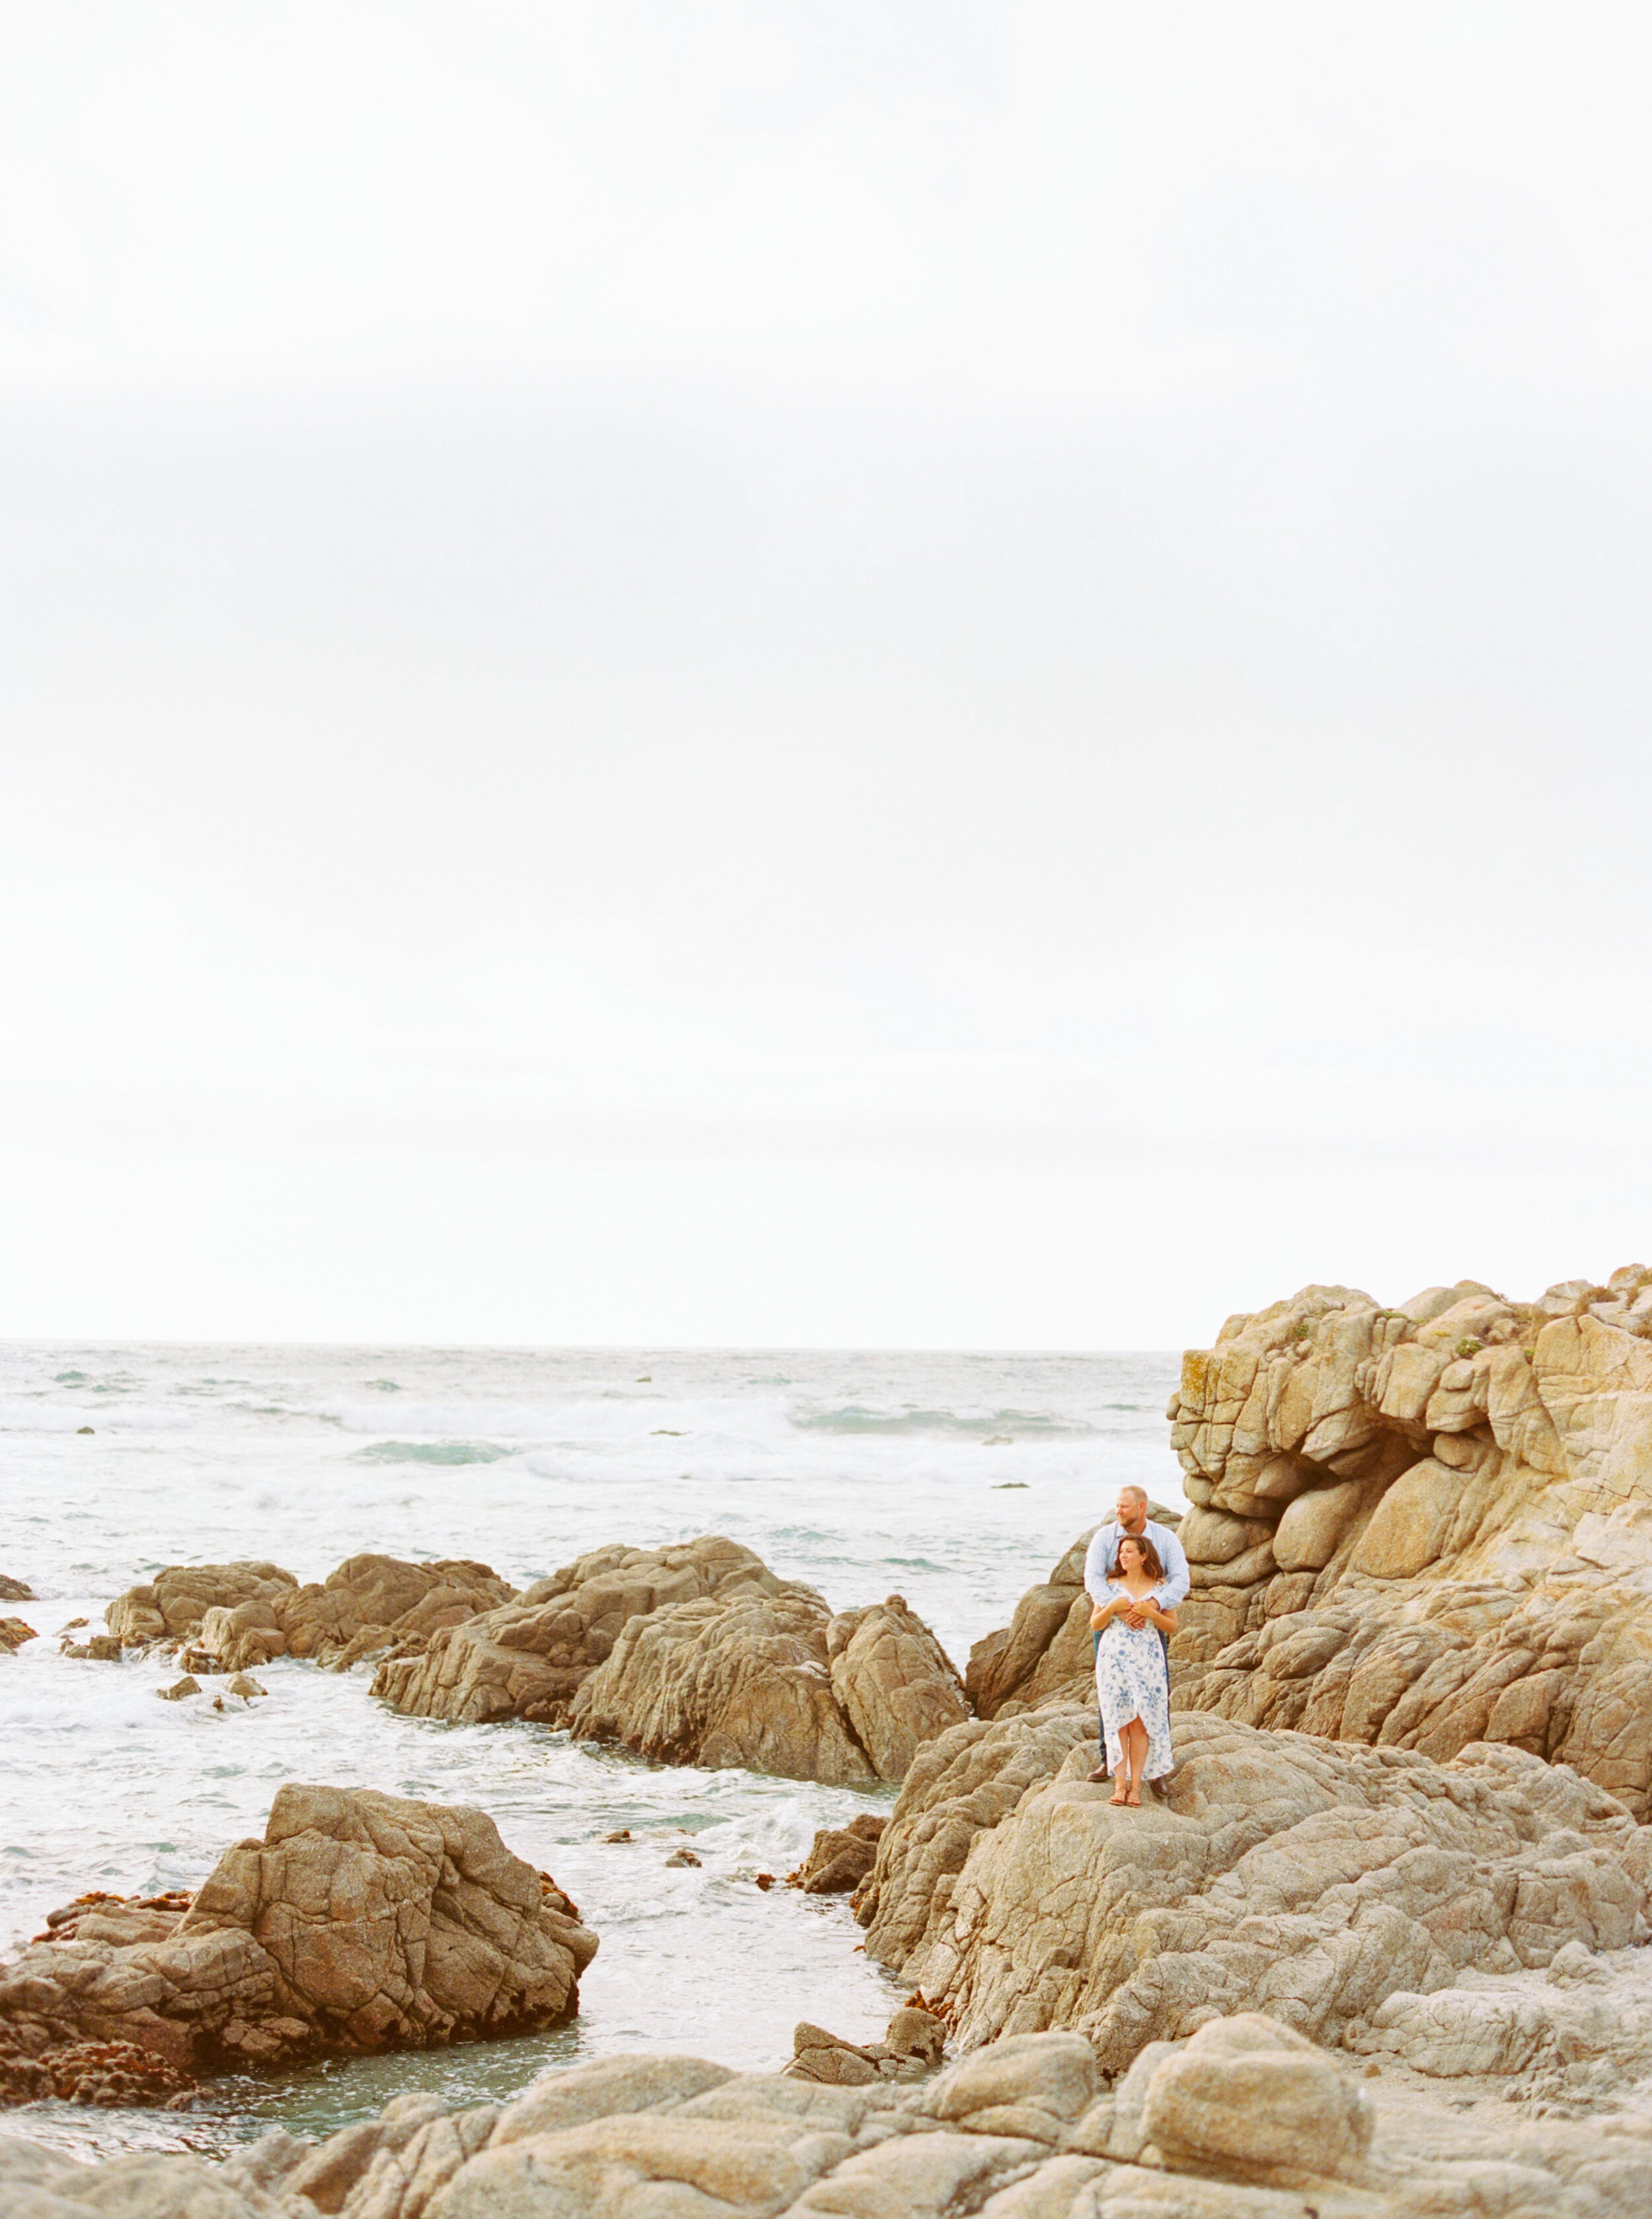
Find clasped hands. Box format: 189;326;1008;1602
1091;1593;1157;1633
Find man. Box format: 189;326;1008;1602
1084;1485;1190;1786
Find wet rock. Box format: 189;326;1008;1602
787;1813;887;1893
108;1559;299;1647
0;1785;597;2097
226;1672;267;1698
374;1538;967;1786
0;1616;37;1653
0;1573;33;1601
665;1847;702;1867
157;1673;201;1700
784;2005;946;2086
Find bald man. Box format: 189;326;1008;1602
1083;1485;1189;1785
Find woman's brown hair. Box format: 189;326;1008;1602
1111;1533;1164;1581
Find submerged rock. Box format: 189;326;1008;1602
0;1784;596;2097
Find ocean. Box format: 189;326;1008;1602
0;1341;1182;2159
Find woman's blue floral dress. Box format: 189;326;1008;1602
1094;1581;1174;1779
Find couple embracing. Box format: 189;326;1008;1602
1084;1486;1189;1807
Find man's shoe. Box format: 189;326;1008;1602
1088;1766;1109;1784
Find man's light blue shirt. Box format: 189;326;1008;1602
1083;1518;1191;1610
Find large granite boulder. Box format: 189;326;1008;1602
371;1536;780;1727
12;2008;1652;2216
374;1535;967;1786
0;1786;595;2093
567;1583;880;1785
107;1560;298;1647
107;1556;513;1672
969;1270;1652;1820
855;1708;1652;2067
827;1594;971;1778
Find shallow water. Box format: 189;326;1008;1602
0;1343;1181;2157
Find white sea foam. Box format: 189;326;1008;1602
0;1340;1181;2158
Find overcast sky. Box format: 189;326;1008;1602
2;1;1649;1347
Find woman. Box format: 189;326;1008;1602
1090;1532;1176;1806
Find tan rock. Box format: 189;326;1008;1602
373;1537;778;1727
787;1815;887;1894
568;1584;878;1785
0;1573;33;1602
827;1595;970;1780
0;1786;596;2091
856;1710;1651;2064
1271;1480;1364;1571
981;1269;1652;1818
1144;2012;1373;2183
108;1560;297;1647
1349;1458;1460;1578
0;1617;36;1653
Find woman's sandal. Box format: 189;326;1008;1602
1109;1784;1129;1806
1124;1787;1142;1807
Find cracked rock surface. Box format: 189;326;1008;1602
9;2010;1652;2216
854;1709;1652;2067
970;1269;1652;1821
373;1537;966;1785
0;1786;595;2089
106;1556;515;1673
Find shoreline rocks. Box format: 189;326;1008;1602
967;1271;1652;1821
855;1708;1652;2066
0;1786;596;2099
8;2010;1652;2214
108;1554;516;1674
375;1537;968;1786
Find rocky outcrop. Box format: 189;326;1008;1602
969;1271;1652;1820
827;1594;971;1776
965;1503;1182;1719
0;1615;36;1653
856;1708;1652;2068
0;1572;34;1601
784;2004;946;2084
1165;1273;1652;1817
11;2012;1652;2216
568;1583;883;1785
107;1559;298;1646
787;1813;887;1894
375;1536;967;1785
107;1555;514;1672
371;1538;780;1727
0;1786;595;2094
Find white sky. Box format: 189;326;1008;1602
2;1;1649;1347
